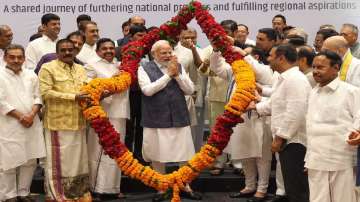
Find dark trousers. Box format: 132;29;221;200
125;90;143;160
279;143;309;202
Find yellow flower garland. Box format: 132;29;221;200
82;60;255;202
80;58;255;202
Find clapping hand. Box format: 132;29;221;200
167;56;179;77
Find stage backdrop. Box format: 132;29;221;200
0;0;359;47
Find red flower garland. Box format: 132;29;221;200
81;1;256;201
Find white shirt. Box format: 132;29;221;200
174;43;206;106
25;35;57;70
261;71;280;97
245;38;256;46
0;68;45;170
305;78;360;171
86;55;130;119
256;66;311;146
244;55;273;85
77;43;97;65
344;50;360;87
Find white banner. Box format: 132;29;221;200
0;0;359;47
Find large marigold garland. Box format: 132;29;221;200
80;1;256;201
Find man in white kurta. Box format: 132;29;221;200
306;51;358;202
0;44;46;202
25;13;60;70
322;36;360;200
76;21;99;65
138;40;200;201
85;38;129;198
173;28;205;152
210;49;273;200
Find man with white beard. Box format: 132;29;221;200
138;40;201;202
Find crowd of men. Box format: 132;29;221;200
0;12;360;202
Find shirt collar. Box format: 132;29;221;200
56;59;75;70
91;54;118;65
42;34;58;42
84;43;96;50
280;66;299;80
316;77;340;92
4;66;22;76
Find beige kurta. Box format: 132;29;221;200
174;43;203;126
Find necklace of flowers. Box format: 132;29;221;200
80;1;255;201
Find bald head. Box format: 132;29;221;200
129;16;145;26
321;36;349;57
286;27;308;43
0;25;13;49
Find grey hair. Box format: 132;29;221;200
0;25;10;36
4;44;24;56
181;27;197;34
150;40;171;53
290;27;308;43
342;23;359;35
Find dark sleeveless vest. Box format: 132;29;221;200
141;61;190;128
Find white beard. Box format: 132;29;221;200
156;60;169;67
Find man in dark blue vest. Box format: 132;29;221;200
138;40;201;201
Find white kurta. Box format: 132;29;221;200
76;43;97;65
305;78;360;171
0;68;46;171
305;78;359;202
86;56;129;193
209;51;272;160
174;43;203;126
138;61;195;162
25;35;57;70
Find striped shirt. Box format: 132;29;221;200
39;59;87;131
